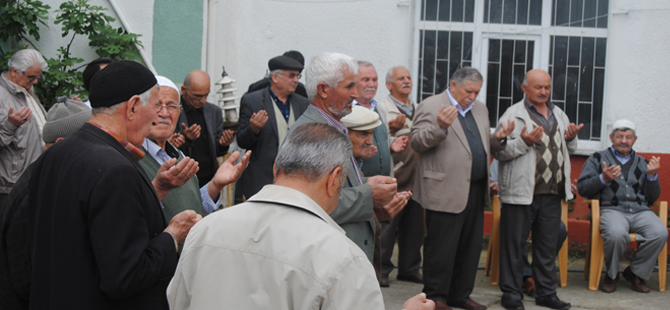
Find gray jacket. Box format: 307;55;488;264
0;74;45;194
577;148;660;213
493;100;577;205
290;106;376;260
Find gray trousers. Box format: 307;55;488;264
600;209;668;280
500;194;561;301
380;198;424;277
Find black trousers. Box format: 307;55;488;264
380;198;424;277
422;180;485;304
500;194;561;302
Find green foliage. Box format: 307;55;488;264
0;0;50;53
1;0;143;109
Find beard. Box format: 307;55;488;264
327;99;353;119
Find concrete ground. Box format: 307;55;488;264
381;249;669;310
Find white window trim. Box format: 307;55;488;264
412;0;612;152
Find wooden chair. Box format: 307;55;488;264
485;195;569;287
583;200;667;292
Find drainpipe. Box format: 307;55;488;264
108;0;156;74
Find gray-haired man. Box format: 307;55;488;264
577;119;665;293
290;52;400;263
412;67;513;310
0;49;48;208
167;122;433;310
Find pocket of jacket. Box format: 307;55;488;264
423;170;446;181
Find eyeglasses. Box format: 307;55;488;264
21;71;42;81
154;103;182;114
280;72;302;79
613;135;635;141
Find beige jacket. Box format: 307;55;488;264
410;92;504;213
493;100;577;205
167;185;384;310
0;74;45;194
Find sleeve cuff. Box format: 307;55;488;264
200;183;221;215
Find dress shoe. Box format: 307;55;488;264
535;295;571;310
601;274;618;293
397;273;423;284
500;298;524;310
436;300;453;310
623;266;650;293
523;277;535;297
449;298;487;310
379;275;389;287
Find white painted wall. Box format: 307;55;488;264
604;0;670;153
33;0;154;70
32;0;670;154
205;0;417;104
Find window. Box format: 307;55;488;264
416;0;609;146
418;30;473;101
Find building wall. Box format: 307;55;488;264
206;0;416;103
605;0;670;153
21;0;670;157
152;0;203;83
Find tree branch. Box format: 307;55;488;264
18;34;40;52
65;32;77;58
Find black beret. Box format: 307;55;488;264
89;60;157;108
268;55;304;73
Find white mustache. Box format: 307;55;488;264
364;87;376;92
402;83;411;88
157;117;172;125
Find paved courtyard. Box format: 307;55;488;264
381;249;669;310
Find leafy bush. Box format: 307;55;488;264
1;0;143;109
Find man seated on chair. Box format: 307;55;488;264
577;119;666;293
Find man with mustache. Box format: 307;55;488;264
236;55;309;202
577;119;665;294
352;61;410;284
412;67;514;310
377;66;425;287
290;52;402;262
495;69;582;310
139;76;250;222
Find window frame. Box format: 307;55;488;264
412;0;611;153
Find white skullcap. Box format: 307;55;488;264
341;105;382;131
612;119;636;135
155;75;180;97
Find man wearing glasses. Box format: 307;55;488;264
0;49;48;209
140;76;250;222
577;119;665;294
235;55;309;202
175;70;236;188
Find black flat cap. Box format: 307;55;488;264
89;60;157;108
268;55;304;73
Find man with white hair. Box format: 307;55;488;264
0;49;48;208
167;123;433;310
290;52;401;262
27;61;201;309
577;119;665;293
139;76;250;221
378;65;425;287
